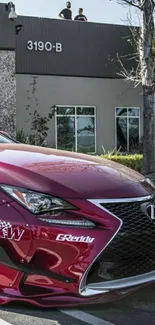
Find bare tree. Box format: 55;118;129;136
114;0;155;181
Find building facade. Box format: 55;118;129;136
0;3;143;154
0;3;16;136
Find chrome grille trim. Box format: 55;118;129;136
92;195;152;204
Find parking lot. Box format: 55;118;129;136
0;284;155;325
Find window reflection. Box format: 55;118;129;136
129;118;139;151
56;106;96;153
77;107;94;115
77;117;95;153
57;107;75;115
116;107;140;152
116;108;127;117
116;118;127;151
128;108;139;116
57;116;75;151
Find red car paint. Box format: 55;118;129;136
0;143;153;308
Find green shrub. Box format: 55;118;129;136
100;154;143;172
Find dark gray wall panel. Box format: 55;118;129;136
0;3;15;50
16;17;134;78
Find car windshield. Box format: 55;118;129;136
0;133;16;143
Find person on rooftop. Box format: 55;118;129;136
74;8;87;22
58;2;72;20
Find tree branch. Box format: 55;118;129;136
116;53;141;87
117;0;142;10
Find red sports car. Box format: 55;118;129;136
0;142;154;308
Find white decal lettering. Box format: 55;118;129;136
9;228;25;241
56;234;94;244
0;220;25;241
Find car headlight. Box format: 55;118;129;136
0;185;95;227
1;185;75;214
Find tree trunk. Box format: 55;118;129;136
140;0;155;181
142;90;155;181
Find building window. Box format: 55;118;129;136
115;107;140;152
56;106;96;153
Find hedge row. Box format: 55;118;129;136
100;154;143;172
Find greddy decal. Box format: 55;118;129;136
0;220;25;241
56;234;95;243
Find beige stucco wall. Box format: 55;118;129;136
0;51;16;136
16;74;143;154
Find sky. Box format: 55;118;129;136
1;0;139;25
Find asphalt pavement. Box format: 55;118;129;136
0;284;155;325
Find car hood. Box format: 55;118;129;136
0;144;152;199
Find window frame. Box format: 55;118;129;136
55;105;97;153
115;107;141;152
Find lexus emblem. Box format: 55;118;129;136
146;205;155;220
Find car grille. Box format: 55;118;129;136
87;197;155;283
